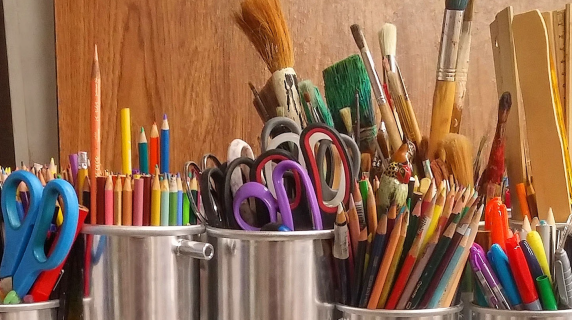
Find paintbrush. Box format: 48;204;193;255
350;24;403;152
235;0;305;126
248;82;270;122
449;0;475;133
428;0;469;159
380;24;422;145
298;80;334;127
479;92;511;196
323;55;377;152
442;133;474;187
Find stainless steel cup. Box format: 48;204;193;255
336;304;462;320
202;227;336;320
83;225;213;320
0;301;58;320
471;303;572;320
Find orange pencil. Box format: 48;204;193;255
366;214;404;309
104;176;113;225
437;189;456;234
90;45;101;225
378;211;409;308
347;195;360;254
150;123;160;173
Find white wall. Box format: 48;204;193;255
2;0;58;165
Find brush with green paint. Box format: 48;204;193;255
323;54;377;149
298;80;334;127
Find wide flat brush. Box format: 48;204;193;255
235;0;305;126
428;0;469;159
351;24;403;152
450;0;475;133
442;133;474;187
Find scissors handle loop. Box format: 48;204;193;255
272;160;323;230
233;182;277;231
260;117;302;151
14;179;79;297
0;170;43;277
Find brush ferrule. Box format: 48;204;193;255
436;10;464;81
360;49;387;105
386;56;398;73
271;68;305;127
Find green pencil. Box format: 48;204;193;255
169;175;178;226
160;177;170;226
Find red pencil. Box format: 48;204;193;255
150;123;160;173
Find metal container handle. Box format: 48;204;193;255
175;239;214;260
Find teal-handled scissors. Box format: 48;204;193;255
0;170;79;300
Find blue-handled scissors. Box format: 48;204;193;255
0;170;79;299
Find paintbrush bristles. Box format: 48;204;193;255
442;133;474;187
234;0;293;72
445;0;469;10
379;23;397;57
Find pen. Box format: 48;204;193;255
487;244;522;309
470;244;501;308
472;243;511;309
520;240;544;280
505;236;541;310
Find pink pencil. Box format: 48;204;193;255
133;177;144;226
104;176;113;225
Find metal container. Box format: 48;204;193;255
83;225;213;320
0;301;58;320
336;304;463;320
471;303;572;320
202;227;336;320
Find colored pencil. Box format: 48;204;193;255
367;213;404;309
426;184;446;241
90;46;101;225
350;228;368;306
139;127;149;174
182;176;191;225
334;205;351;305
160;115;170;174
121;108;132;175
347;195;361;255
114;175;122;225
82;177;91;209
122;175;133;226
96;176;106;225
169;175;178;226
104;175;113;225
143;175;151;226
150;123;160;172
189;175;198;225
378;211;409;308
400;200;421;267
151;174;161;226
133;177;144;226
177;174;183;226
359;213;388;307
161;177;170;226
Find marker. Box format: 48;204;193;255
520;240;544;280
505;236;541;310
487;244;522;309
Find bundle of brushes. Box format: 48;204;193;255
334;157;482;309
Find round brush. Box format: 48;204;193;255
235;0;305;126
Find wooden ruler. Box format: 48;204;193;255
490;7;527;219
513;10;572;222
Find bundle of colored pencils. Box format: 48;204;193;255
334;176;483;309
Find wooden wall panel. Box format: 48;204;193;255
54;0;570;173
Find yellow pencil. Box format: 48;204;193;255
151;174;161;226
121;108;132;175
426;183;446;243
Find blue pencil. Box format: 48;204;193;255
160;176;170;226
160;114;170;174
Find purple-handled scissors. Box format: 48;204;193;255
232;160;322;231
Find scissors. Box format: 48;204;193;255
0;170;78;300
233;160;322;231
261;118;359;226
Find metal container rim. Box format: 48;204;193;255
0;300;59;312
471;303;572;316
82;224;206;236
336;303;463;316
206;226;334;240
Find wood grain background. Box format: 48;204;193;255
54;0;570;173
